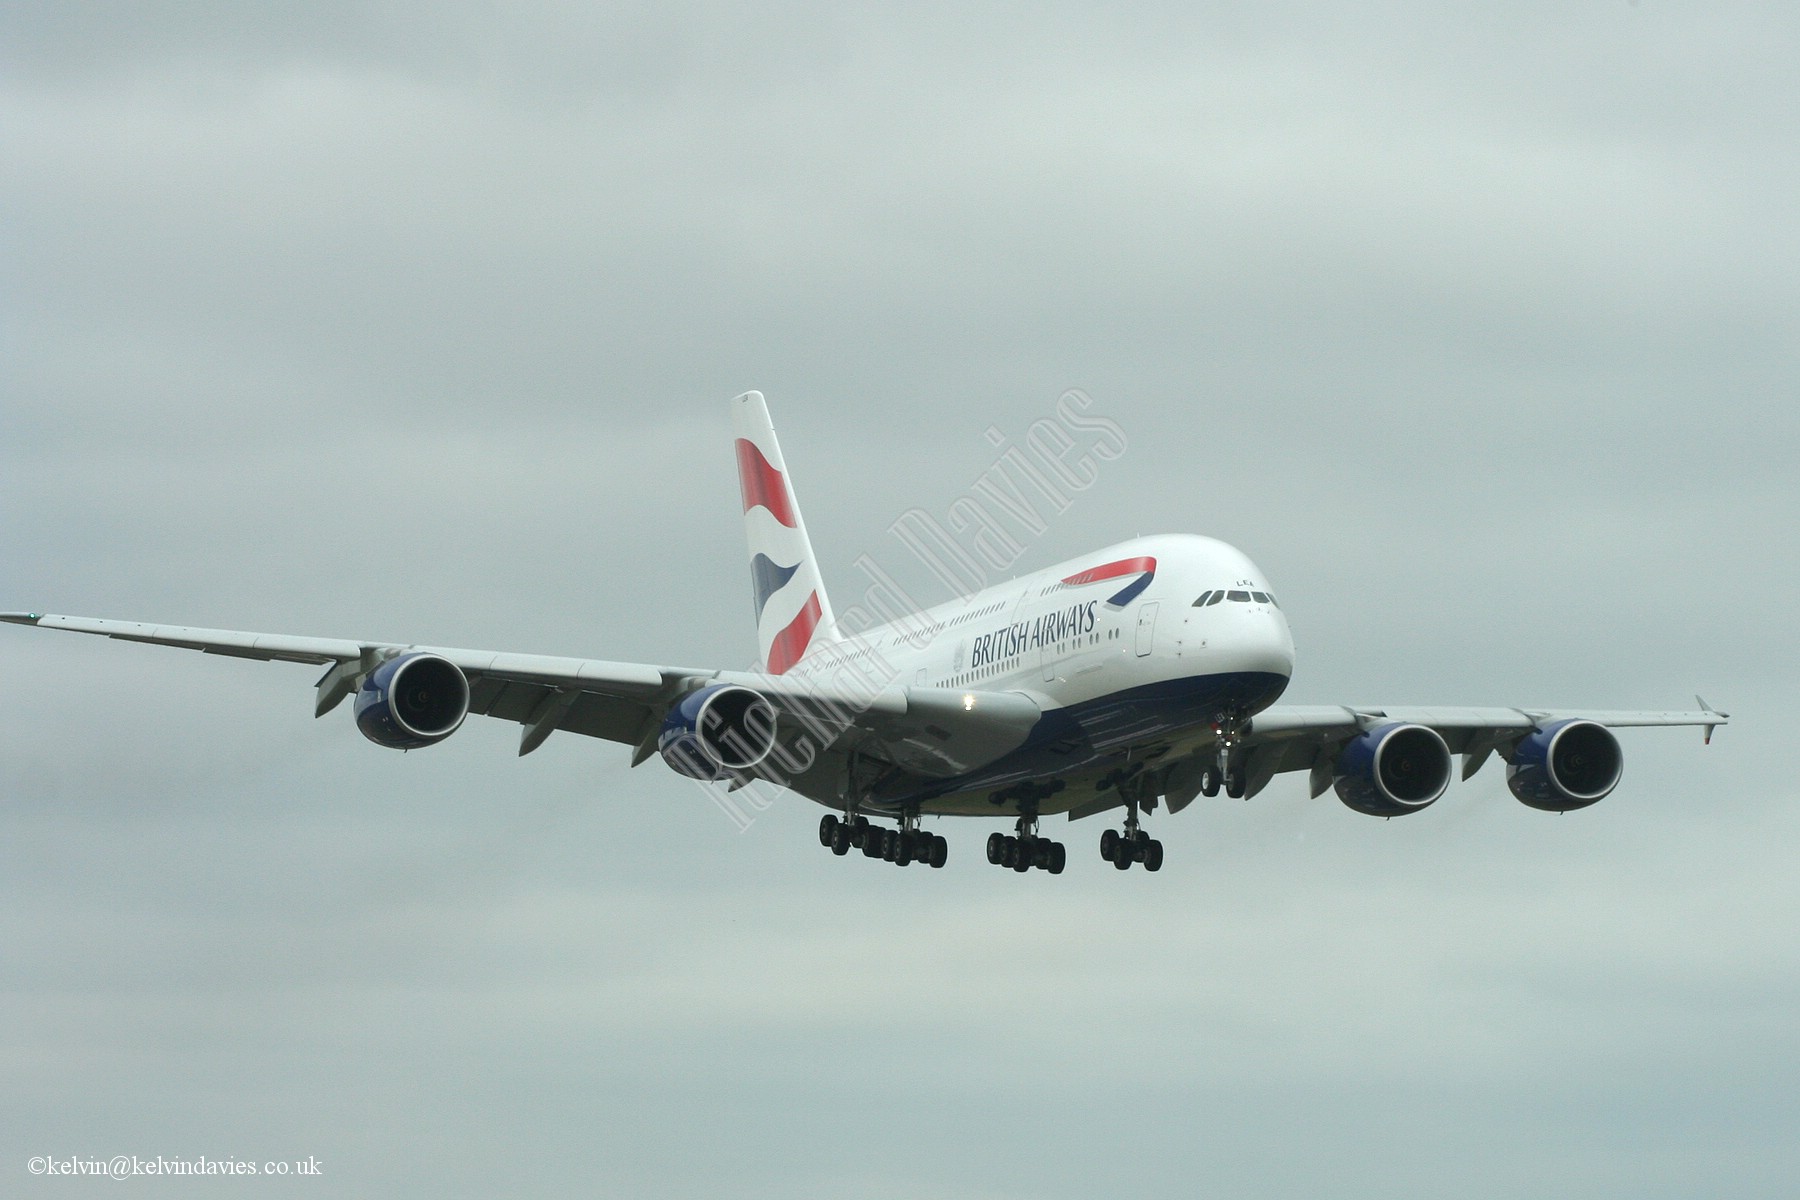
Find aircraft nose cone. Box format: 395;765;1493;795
1229;609;1296;681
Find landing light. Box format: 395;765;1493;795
962;694;975;711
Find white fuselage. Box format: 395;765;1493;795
781;533;1296;816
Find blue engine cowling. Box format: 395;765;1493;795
1507;719;1621;811
659;684;778;781
354;652;471;749
1334;722;1453;817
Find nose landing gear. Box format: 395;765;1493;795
1199;715;1249;799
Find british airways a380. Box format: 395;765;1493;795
4;392;1726;874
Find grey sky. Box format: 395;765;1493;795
3;4;1794;1197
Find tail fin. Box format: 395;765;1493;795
732;391;837;674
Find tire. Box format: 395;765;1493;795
1143;839;1164;872
1100;829;1120;862
1199;766;1220;798
929;834;948;869
1113;846;1132;870
1225;770;1246;800
819;814;839;847
831;825;851;855
881;830;898;861
987;831;1006;865
1048;842;1067;875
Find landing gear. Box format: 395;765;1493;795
820;812;854;856
986;815;1065;874
1208;715;1250;800
1101;828;1164;871
1099;795;1163;872
820;811;946;869
1201;764;1246;799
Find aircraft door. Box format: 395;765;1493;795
1135;601;1159;657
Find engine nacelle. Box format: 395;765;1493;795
658;684;778;781
1507;719;1622;811
354;652;471;750
1334;722;1452;817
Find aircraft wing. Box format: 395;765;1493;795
0;612;1039;777
1215;701;1728;804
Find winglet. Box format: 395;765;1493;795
1697;695;1727;745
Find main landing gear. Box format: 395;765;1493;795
985;814;1066;874
819;812;947;869
1100;797;1163;871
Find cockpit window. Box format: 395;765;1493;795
1205;591;1224;606
1227;590;1250;602
1251;591;1270;604
1192;591;1215;607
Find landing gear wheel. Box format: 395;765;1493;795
987;832;1006;865
928;834;948;869
863;831;884;858
819;814;840;847
1199;766;1221;798
831;824;851;855
1100;829;1121;862
881;829;898;861
1048;842;1067;874
1113;845;1133;870
1143;839;1164;872
1012;837;1032;872
1225;770;1247;800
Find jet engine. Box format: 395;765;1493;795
1334;722;1452;817
1507;719;1622;811
658;684;778;781
354;652;471;749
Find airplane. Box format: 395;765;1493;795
4;391;1727;875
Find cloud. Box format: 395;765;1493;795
2;3;1793;1196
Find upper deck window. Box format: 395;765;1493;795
1227;590;1251;602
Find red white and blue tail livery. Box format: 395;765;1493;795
2;391;1728;876
733;390;835;675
